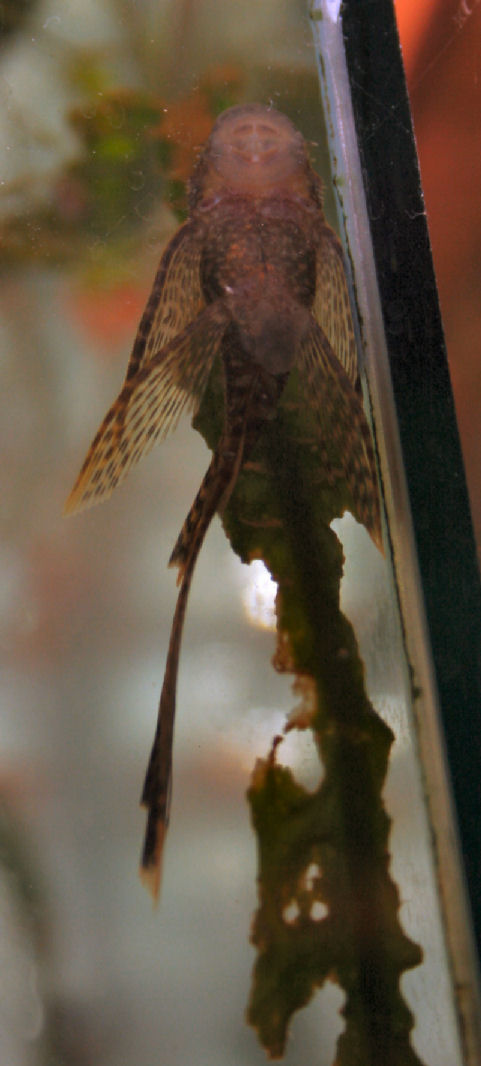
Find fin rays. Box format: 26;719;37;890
65;304;229;515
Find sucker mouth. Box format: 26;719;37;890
229;121;284;162
231;146;280;165
205;105;306;193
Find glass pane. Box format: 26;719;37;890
1;2;479;1065
311;2;481;1063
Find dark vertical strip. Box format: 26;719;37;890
341;0;481;960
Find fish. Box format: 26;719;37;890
65;103;382;899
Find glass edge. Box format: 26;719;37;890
309;0;481;1061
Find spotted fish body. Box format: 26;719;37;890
66;104;382;898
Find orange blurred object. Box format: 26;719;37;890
395;0;481;551
67;282;148;352
394;0;438;78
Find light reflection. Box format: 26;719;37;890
241;558;277;630
331;513;412;750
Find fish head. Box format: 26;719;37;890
191;104;319;204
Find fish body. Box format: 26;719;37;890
66;104;381;898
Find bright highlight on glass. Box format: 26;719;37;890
242;559;277;630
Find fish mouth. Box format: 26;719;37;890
226;119;287;165
209;105;304;188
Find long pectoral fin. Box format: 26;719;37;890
313;224;359;387
124;221;205;381
65;303;229;515
298;317;383;551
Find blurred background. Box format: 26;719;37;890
0;1;478;1064
396;0;481;553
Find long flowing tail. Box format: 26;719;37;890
139;425;247;900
